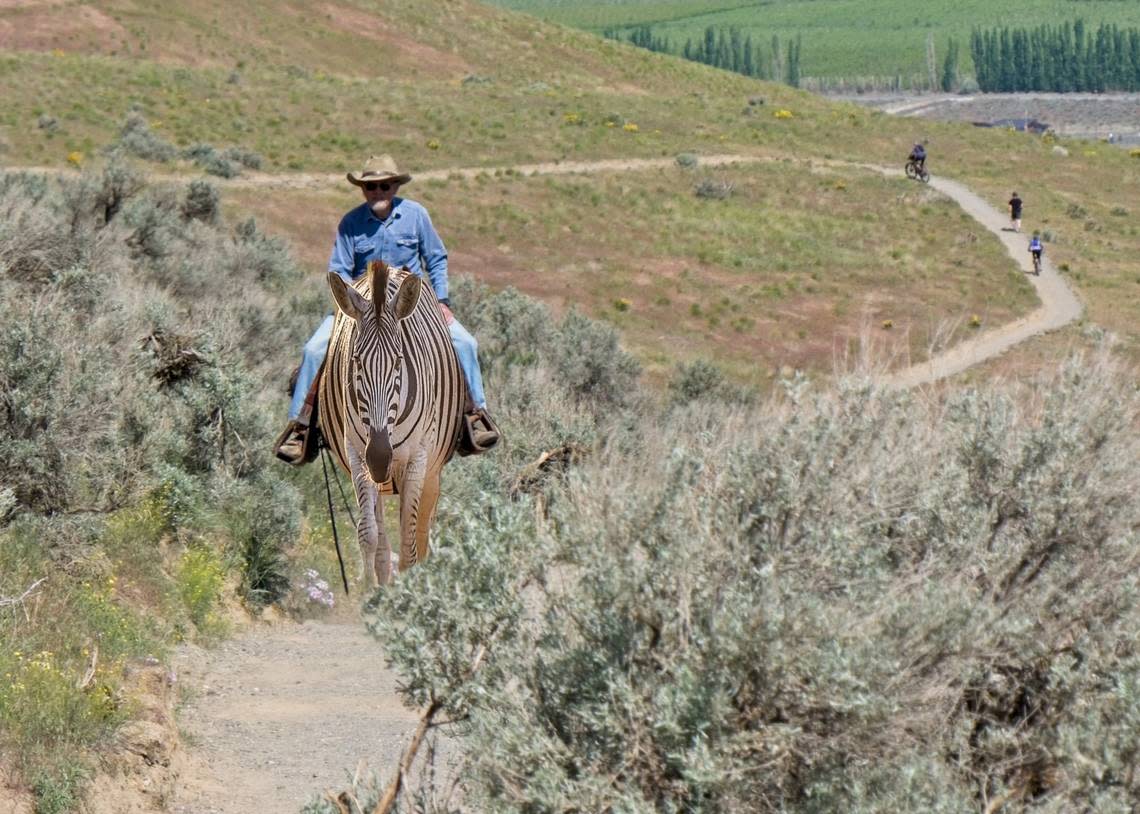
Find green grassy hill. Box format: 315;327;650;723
490;0;1140;84
3;0;1139;374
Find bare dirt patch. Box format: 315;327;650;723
0;4;128;54
170;617;420;814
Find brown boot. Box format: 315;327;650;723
459;408;501;455
274;421;308;465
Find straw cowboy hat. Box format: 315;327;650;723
346;154;412;188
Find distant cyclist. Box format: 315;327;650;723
1028;233;1043;274
908;142;927;174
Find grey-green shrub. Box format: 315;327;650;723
113;112;177;163
450;277;555;373
668;357;756;407
182;180;220;224
549;308;641;412
183;143;239;178
362;356;1140;813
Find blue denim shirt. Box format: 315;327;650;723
328;198;448;301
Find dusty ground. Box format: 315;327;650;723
848;92;1140;145
169;616;426;813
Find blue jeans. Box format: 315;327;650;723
288;314;487;421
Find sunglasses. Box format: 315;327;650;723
363;181;393;192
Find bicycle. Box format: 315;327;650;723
905;160;930;183
1031;251;1042;275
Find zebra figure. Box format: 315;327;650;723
320;259;466;588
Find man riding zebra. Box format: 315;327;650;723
275;154;500;464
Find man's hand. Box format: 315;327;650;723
439;303;455;325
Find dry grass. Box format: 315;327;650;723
227;160;1034;386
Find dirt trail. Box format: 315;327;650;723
2;154;1083;812
883;172;1083;387
170;618;417;814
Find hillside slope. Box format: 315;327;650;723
2;0;1137;372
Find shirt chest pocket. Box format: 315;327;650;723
353;237;377;267
388;236;419;269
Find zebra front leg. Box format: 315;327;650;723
351;453;387;591
397;453;429;572
410;467;442;568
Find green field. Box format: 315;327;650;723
489;0;1140;83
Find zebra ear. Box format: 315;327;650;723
328;272;369;321
393;274;422;322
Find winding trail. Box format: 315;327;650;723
883;173;1082;387
6;154;1084;386
208;153;1083;385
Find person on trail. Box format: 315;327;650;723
1028;233;1044;271
908;142;927;173
1008;191;1023;233
275;154;500;464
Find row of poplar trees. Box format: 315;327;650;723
607;25;804;86
970;19;1140;92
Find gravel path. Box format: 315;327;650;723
170;619;419;814
884;173;1082;387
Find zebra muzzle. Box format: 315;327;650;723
365;426;393;484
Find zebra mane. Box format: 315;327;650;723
368;260;389;331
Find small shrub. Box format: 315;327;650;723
37;114;59;133
114;112;177;163
31;762;88;814
668;358;727;404
694;178;733;200
91;156;146;225
183;143;239;178
452;279;555;373
123;194;180;259
0;316;70;512
221;475;300;608
221;146;262;170
549;309;641;412
176;544;227;632
231;217;300;288
181;179;219;223
675;152;698;169
1110;206;1129;217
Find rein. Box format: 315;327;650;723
319;445;352;595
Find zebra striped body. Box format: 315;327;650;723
319;261;466;586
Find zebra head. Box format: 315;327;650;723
327;260;423;484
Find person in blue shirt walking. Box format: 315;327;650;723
1028;233;1044;274
275;154;499;464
